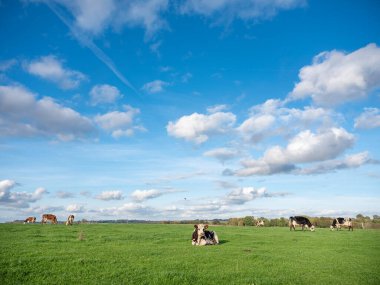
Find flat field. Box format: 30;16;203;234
0;224;379;284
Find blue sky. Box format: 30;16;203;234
1;0;379;222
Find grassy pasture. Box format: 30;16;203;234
0;224;379;285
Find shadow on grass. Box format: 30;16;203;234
218;240;229;245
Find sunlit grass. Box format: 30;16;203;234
0;224;379;284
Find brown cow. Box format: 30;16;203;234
24;217;36;224
41;214;57;224
66;214;74;226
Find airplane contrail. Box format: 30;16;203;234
45;1;138;95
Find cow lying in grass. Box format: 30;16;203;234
330;217;353;231
192;224;219;246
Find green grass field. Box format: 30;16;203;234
0;224;379;285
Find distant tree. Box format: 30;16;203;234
356;214;365;221
243;216;254;226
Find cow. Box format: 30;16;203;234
41;214;58;224
330;217;353;231
192;224;219;246
24;217;36;224
256;220;265;227
289;216;315;231
66;214;75;226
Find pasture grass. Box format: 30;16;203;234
0;224;379;284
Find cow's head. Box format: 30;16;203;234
310;225;315;231
194;224;208;240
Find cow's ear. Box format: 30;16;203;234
205;224;208;229
194;224;198;229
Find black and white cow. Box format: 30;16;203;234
289;216;315;231
330;217;353;231
192;224;219;246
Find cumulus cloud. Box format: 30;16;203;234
66;204;85;213
92;203;155;217
354;108;380;129
167;111;236;144
52;0;169;39
180;0;306;22
0;180;48;208
96;190;124;201
238;99;338;143
90;84;122;105
297;152;377;175
131;189;162;202
142;80;169;93
288;43;380;106
0;85;94;140
207;104;229;113
131;189;180;202
25;55;86;89
225;187;288;205
234;128;355;176
95;105;145;138
204;147;240;163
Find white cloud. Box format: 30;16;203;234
142;80;169;93
180;0;306;21
0;85;94;140
297;152;376;175
354;108;380;129
225;187;287;205
0;180;47;208
54;0;169;39
204;147;240;163
238;99;338;143
95;105;144;138
90;84;122;105
167;111;236;144
131;189;162;202
25;55;86;89
96;190;124;201
66;204;85;213
56;191;75;199
234;128;355;176
93;203;154;217
288;43;380;106
207;104;229;113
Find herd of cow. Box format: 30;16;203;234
23;214;354;246
191;216;354;246
24;214;75;226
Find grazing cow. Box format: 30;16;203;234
330;217;353;231
289;216;315;231
24;217;36;224
41;214;57;224
192;224;219;246
66;214;75;226
256;220;265;227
